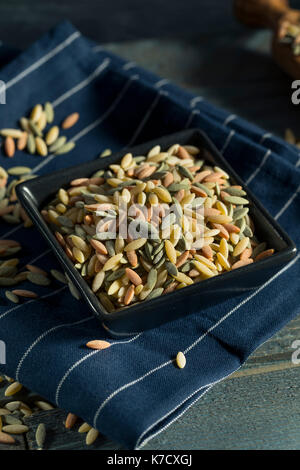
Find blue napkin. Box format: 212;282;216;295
0;21;299;449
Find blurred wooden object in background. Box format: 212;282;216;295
234;0;300;78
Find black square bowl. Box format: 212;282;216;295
16;129;297;337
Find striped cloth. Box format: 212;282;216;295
0;21;299;449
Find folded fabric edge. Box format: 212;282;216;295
135;385;214;450
135;361;243;449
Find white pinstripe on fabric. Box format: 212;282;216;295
15;314;94;381
51;58;110;108
223;114;236;126
259;132;272;145
246;149;271;185
123;62;136;70
296;156;300;168
55;333;142;405
275;185;300;220
136;385;213;449
92;252;300;428
184;109;200;129
0;224;24;240
23;248;51;267
190;96;203;108
221;129;235;154
5;31;80;90
155;79;170;89
17;248;52;274
0;285;67;321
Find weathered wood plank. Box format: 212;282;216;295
0;437;26;451
144;367;300;449
24;409;121;450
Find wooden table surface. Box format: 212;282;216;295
0;2;300;451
